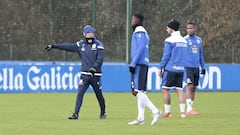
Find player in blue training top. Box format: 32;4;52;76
158;19;187;118
45;25;106;120
184;22;205;115
128;13;162;126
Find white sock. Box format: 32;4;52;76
139;91;159;114
186;98;193;112
179;103;185;113
164;104;171;113
136;93;145;121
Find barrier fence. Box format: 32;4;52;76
1;61;239;93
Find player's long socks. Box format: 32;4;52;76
137;95;145;121
137;91;159;114
186;98;193;112
164;104;171;113
179;103;185;113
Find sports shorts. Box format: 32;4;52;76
131;64;148;91
162;70;184;90
186;67;199;86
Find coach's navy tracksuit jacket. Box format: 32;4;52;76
52;38;104;75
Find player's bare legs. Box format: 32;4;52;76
186;84;199;115
176;88;186;118
161;88;172;118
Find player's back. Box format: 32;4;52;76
164;31;187;72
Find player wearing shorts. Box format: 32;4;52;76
128;13;161;126
184;22;205;115
158;19;187;118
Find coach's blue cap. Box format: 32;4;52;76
83;25;95;36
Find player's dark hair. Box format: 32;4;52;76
133;13;144;25
187;21;198;29
187;21;196;26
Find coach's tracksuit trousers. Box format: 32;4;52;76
74;74;106;116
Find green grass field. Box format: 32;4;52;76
0;92;239;135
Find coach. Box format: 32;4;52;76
45;25;106;120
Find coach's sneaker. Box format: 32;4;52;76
186;109;199;115
100;113;106;119
151;110;162;125
160;112;172;118
128;119;145;125
178;113;186;118
68;113;78;120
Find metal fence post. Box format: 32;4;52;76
92;0;96;28
9;44;13;60
126;0;132;63
232;44;235;64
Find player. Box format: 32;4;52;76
184;21;205;115
45;25;106;120
128;13;162;126
158;19;187;118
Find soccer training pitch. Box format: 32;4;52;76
0;92;239;135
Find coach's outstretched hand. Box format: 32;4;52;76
45;45;53;51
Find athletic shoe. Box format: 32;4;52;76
178;113;186;118
186;109;199;115
160;112;172;118
100;113;106;119
151;110;162;125
68;113;78;120
128;120;145;125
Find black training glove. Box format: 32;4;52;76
88;67;96;76
201;69;206;75
129;66;135;74
45;45;53;51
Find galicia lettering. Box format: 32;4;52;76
0;65;80;92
